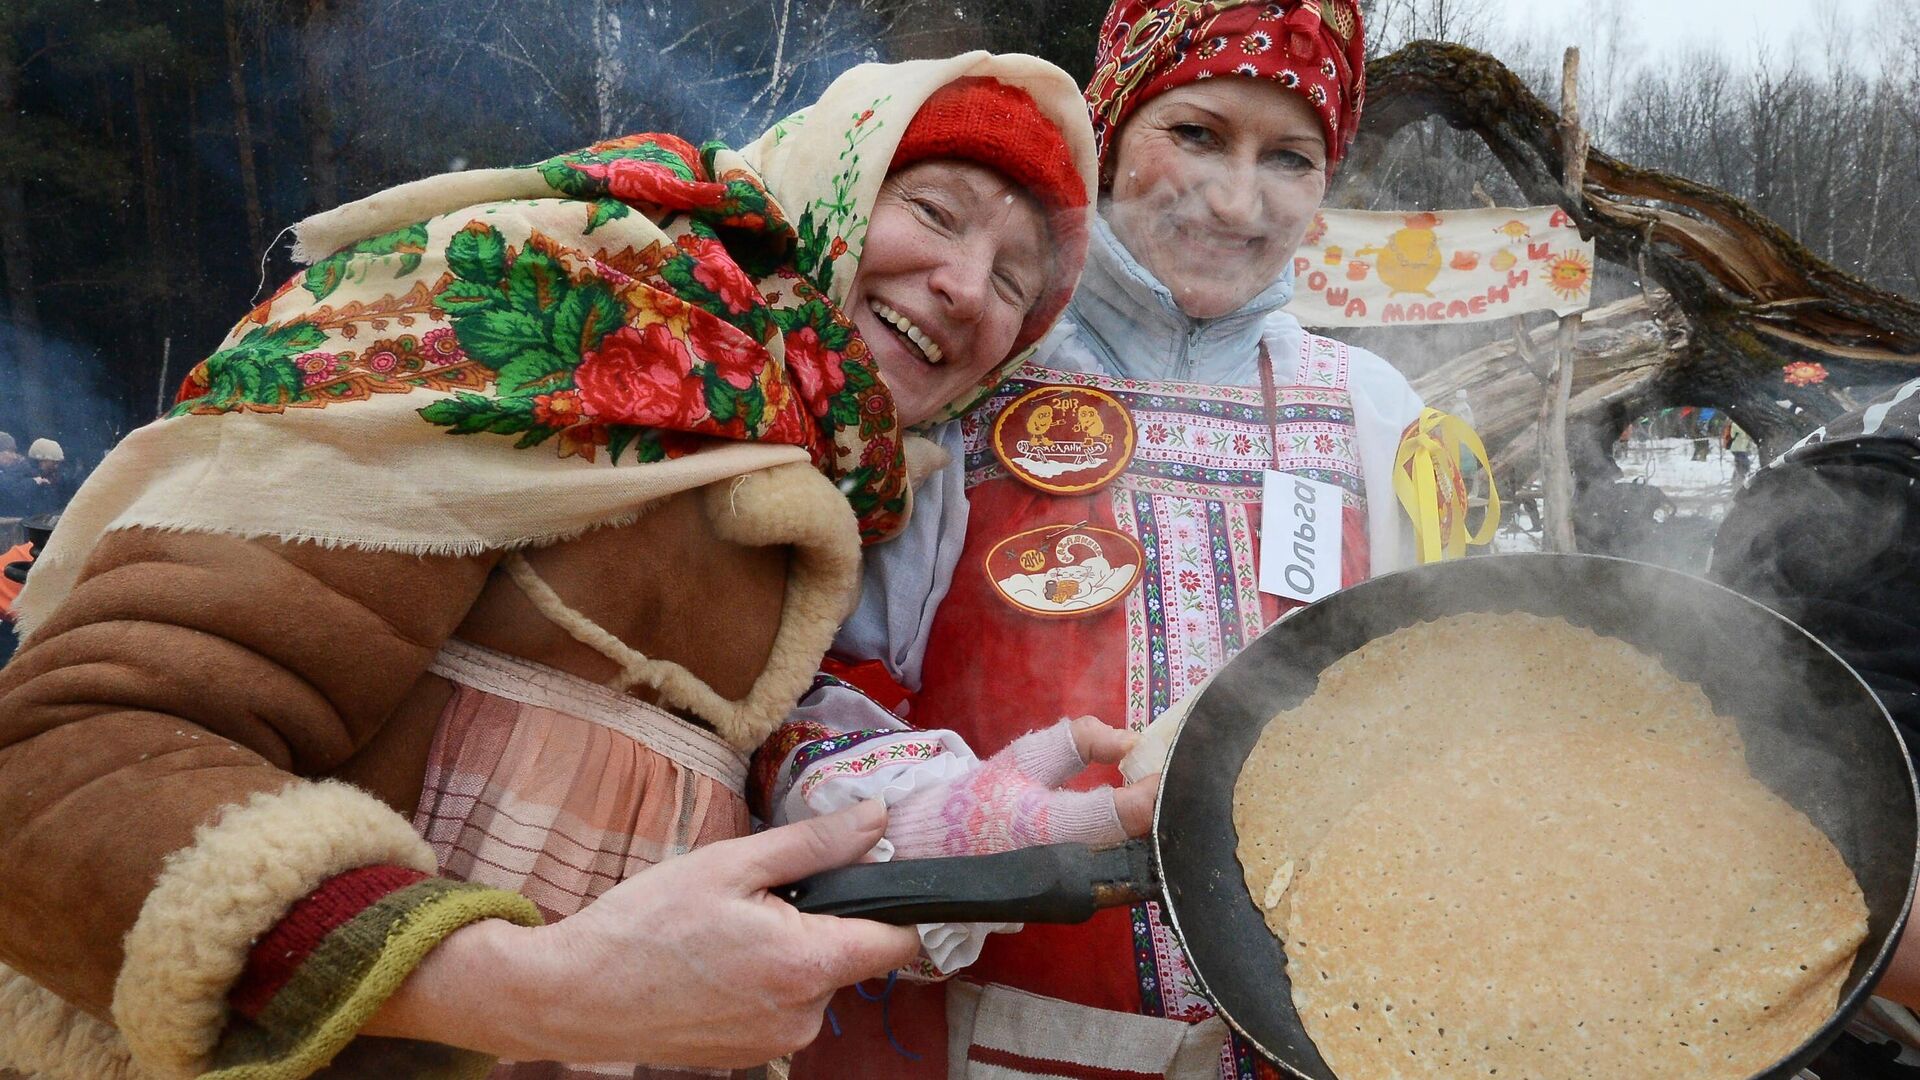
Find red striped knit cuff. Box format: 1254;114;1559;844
209;875;543;1079
230;865;429;1019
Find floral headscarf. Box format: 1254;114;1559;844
16;53;1095;634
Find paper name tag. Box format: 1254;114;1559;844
1259;471;1344;604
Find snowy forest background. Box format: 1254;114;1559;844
4;0;1920;472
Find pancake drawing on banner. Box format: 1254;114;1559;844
1292;205;1595;326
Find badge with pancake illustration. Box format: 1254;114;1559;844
985;524;1143;619
991;385;1135;494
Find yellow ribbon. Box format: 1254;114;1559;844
1392;408;1501;564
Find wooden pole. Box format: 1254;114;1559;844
154;337;172;421
224;0;266;261
1537;46;1587;553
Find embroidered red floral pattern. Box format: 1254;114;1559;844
169;131;909;541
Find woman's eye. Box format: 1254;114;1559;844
1171;124;1216;147
1264;149;1318;172
993;266;1034;307
912;198;953;229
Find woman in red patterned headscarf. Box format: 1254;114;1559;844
1085;0;1369;319
780;4;1469;1079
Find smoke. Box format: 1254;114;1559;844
1323;113;1649;385
299;0;985;199
1707;431;1920;741
0;322;134;500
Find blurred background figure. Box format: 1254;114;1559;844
0;514;57;667
1710;377;1920;749
1727;423;1756;482
0;434;32;533
24;439;71;517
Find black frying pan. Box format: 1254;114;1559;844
781;553;1919;1080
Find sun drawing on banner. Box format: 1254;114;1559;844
1546;251;1593;300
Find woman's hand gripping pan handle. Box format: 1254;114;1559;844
776;838;1158;925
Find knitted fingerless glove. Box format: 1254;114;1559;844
885;719;1126;858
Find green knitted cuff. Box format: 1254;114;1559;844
204;878;544;1080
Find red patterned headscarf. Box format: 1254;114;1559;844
1086;0;1366;175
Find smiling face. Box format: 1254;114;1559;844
844;159;1050;427
1106;78;1329;320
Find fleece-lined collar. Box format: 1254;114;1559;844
1065;212;1296;385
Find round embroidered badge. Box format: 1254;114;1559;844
985;524;1145;619
991;385;1136;494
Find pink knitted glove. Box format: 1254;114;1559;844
885;719;1128;859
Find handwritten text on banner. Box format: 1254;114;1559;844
1286;206;1594;327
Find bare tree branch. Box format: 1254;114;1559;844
1355;39;1920;454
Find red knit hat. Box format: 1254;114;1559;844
889;77;1091;358
1086;0;1367;175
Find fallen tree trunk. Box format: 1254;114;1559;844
1413;295;1683;485
1353;40;1920;458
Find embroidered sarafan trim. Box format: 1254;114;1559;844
971;335;1367;1080
1131;901;1168;1019
965;351;1365;503
788;727;904;779
793;735;951;802
966;390;1354;467
750;717;834;818
1225;501;1265;650
1113;494;1153;737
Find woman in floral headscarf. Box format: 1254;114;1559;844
777;3;1479;1078
0;53;1096;1080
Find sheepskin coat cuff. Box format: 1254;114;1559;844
112;780;539;1079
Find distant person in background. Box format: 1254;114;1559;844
1727;424;1755;482
1711;380;1920;754
0;535;32;667
24;439;72;516
0;434;33;522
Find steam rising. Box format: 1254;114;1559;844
1;323;128;493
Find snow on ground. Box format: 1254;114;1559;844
1491;437;1743;574
1619;437;1742;500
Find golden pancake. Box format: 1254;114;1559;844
1283;733;1866;1080
1232;613;1745;934
1228;613;1867;1078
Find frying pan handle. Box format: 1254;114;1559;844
776;838;1158;925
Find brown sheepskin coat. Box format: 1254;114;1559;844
0;461;859;1079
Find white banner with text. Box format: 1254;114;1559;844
1285;205;1595;327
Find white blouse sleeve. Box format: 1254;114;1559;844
1343;345;1427;576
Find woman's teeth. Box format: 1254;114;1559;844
869;300;944;364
